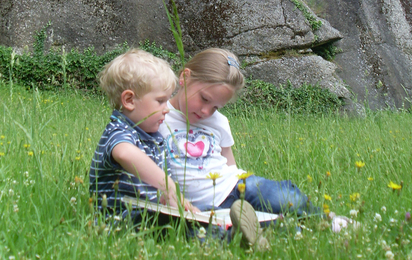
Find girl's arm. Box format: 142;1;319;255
112;142;200;212
221;146;236;166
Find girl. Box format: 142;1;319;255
159;48;355;232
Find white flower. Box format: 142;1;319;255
70;197;77;205
381;206;387;213
197;227;206;239
294;231;303;240
385;250;394;260
389;218;397;226
374;213;382;222
350;209;359;218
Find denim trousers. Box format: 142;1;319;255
219;175;323;218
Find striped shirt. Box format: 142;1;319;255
89;110;169;211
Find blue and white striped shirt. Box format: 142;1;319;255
89;110;169;211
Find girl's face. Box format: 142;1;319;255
171;80;235;124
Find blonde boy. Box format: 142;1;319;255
89;49;198;218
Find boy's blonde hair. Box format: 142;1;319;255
99;49;177;109
183;48;244;100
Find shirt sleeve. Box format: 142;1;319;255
215;112;235;148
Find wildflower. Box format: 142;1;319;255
355;161;365;169
387;181;402;190
23;144;30;148
323;204;330;214
70;197;77;206
0;135;4;139
389;218;397;226
385;250;394;260
294;231;303;240
238;183;246;193
74;176;83;184
75;156;81;160
350;192;360;202
405;212;411;223
324;194;332;201
28;151;33;156
0;152;5;156
13;204;19;213
102;194;108;209
350;209;358;218
206;172;222;181
197;227;206;239
368;177;373;181
326;171;331;177
307;175;313;182
374;213;382;222
237;171;253;180
381;206;387;213
206;172;222;186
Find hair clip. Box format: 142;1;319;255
227;56;240;70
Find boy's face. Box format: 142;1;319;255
129;80;173;133
173;81;234;124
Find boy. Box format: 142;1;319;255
89;49;199;224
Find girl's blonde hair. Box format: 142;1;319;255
183;48;244;100
99;48;177;109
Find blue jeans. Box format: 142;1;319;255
219;175;323;218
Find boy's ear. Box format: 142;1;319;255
121;90;136;111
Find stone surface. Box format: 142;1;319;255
1;0;411;110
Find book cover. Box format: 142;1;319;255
122;196;278;230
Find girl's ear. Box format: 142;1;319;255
120;90;136;111
179;68;191;86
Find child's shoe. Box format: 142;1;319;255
230;199;269;251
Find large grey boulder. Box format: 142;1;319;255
1;0;411;111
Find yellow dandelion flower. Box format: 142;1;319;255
74;176;84;184
75;156;81;160
24;144;30;148
0;152;5;156
28;151;34;156
85;127;89;130
324;194;332;201
350;192;360;202
206;172;222;181
355;161;365;168
237;171;253;180
388;181;402;190
326;171;331;177
0;135;5;139
368;177;374;181
323;204;330;214
238;183;246;193
307;175;313;182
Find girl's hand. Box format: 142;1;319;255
183;199;201;213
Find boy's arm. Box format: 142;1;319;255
112;142;200;212
221;146;236;166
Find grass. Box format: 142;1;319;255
1;83;411;259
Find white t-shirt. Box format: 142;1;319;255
159;101;242;207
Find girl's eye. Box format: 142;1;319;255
201;96;208;102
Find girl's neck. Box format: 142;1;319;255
169;95;179;110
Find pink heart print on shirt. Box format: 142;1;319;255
184;141;205;157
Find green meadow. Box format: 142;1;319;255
0;83;411;259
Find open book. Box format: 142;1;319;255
122;196;278;230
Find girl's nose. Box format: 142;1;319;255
162;108;170;114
